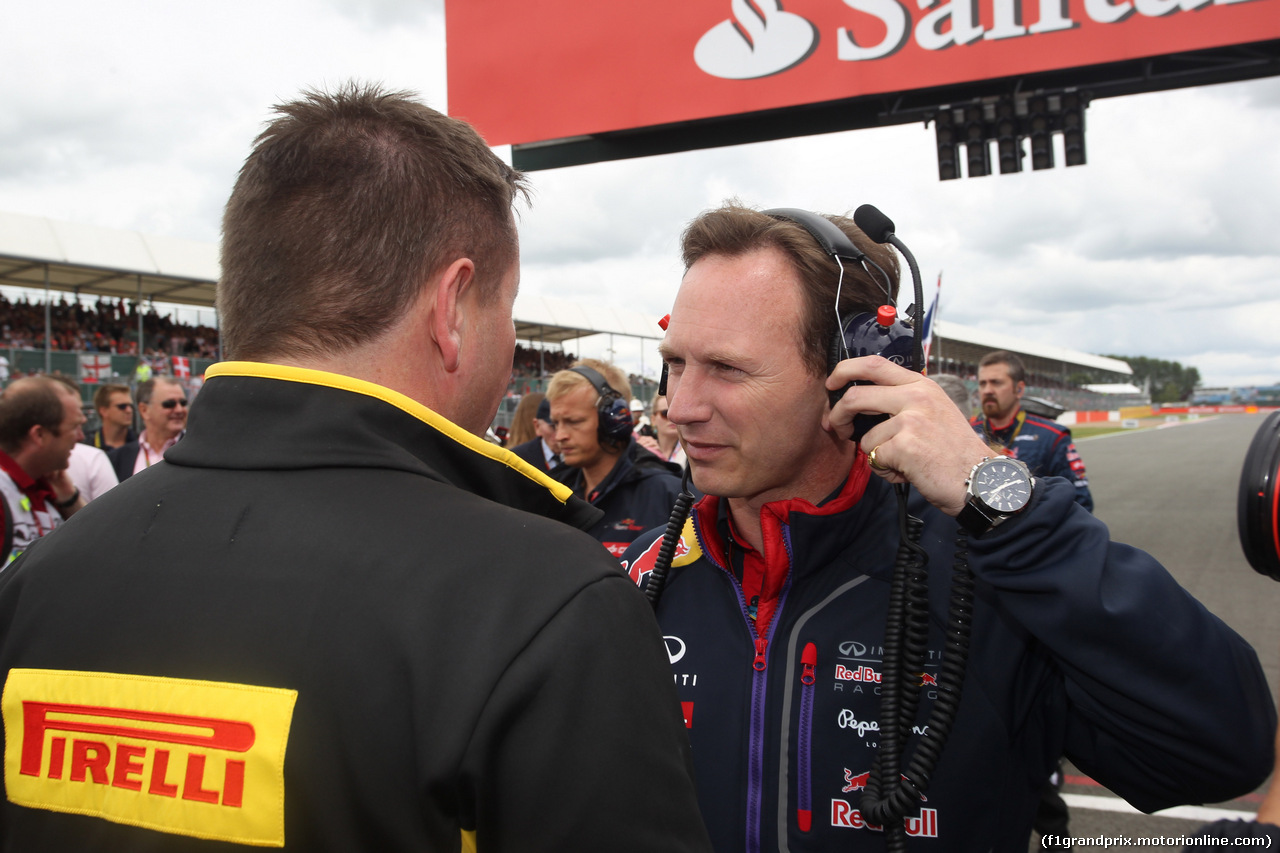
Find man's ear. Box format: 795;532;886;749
431;258;476;374
25;423;46;449
1016;381;1026;398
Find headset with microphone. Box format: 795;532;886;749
569;365;634;452
647;205;970;853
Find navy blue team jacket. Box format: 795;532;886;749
622;462;1273;852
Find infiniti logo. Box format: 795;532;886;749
694;0;818;80
664;635;687;665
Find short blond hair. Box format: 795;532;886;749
545;358;630;404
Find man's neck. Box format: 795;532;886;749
726;443;856;552
581;450;623;497
987;406;1022;431
102;422;130;448
143;427;178;452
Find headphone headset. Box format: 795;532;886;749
761;208;899;376
569;365;634;451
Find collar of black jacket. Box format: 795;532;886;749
166;362;603;532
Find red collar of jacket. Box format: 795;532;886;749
0;449;55;513
692;450;873;636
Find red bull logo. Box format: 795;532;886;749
841;769;927;801
920;672;938;687
835;664;881;683
831;801;939;837
625;531;691;585
843;769;870;793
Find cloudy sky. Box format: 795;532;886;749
3;0;1278;388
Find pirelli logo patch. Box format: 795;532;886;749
2;669;297;847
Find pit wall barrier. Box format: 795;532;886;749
1060;405;1274;425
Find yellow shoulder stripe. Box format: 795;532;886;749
205;362;572;504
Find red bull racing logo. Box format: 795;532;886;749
834;771;938;837
624;529;692;586
834;664;881;683
831;800;939;836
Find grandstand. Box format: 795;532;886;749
0;210;1138;420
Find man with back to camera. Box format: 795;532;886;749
0;84;711;853
546;358;684;557
0;376;87;565
971;349;1093;511
621;202;1274;852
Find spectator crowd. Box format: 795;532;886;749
0;293;219;358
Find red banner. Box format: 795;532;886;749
446;0;1280;147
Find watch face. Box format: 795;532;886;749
974;459;1033;513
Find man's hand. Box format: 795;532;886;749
823;356;991;516
47;469;85;518
635;435;662;457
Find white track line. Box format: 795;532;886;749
1064;793;1254;823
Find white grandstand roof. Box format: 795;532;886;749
937;320;1133;376
0;211;219;307
0;210;1129;373
513;292;663;344
0;210;660;343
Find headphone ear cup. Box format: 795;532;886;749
598;395;634;449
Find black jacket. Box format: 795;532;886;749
559;438;684;558
622;463;1275;852
509;436;567;477
0;362;711;853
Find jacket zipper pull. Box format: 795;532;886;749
753;637;768;672
798;642;817;832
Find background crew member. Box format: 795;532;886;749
971;350;1093;511
623;202;1273;852
84;382;136;450
0;376;86;564
0;84;711;852
546;358;682;557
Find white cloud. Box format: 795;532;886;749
0;0;1276;388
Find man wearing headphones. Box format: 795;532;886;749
546;359;683;557
622;202;1273;852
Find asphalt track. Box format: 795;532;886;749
1024;412;1280;850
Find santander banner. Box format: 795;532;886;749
445;0;1279;147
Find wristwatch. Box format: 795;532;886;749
957;456;1035;537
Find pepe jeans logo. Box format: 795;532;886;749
695;0;819;79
